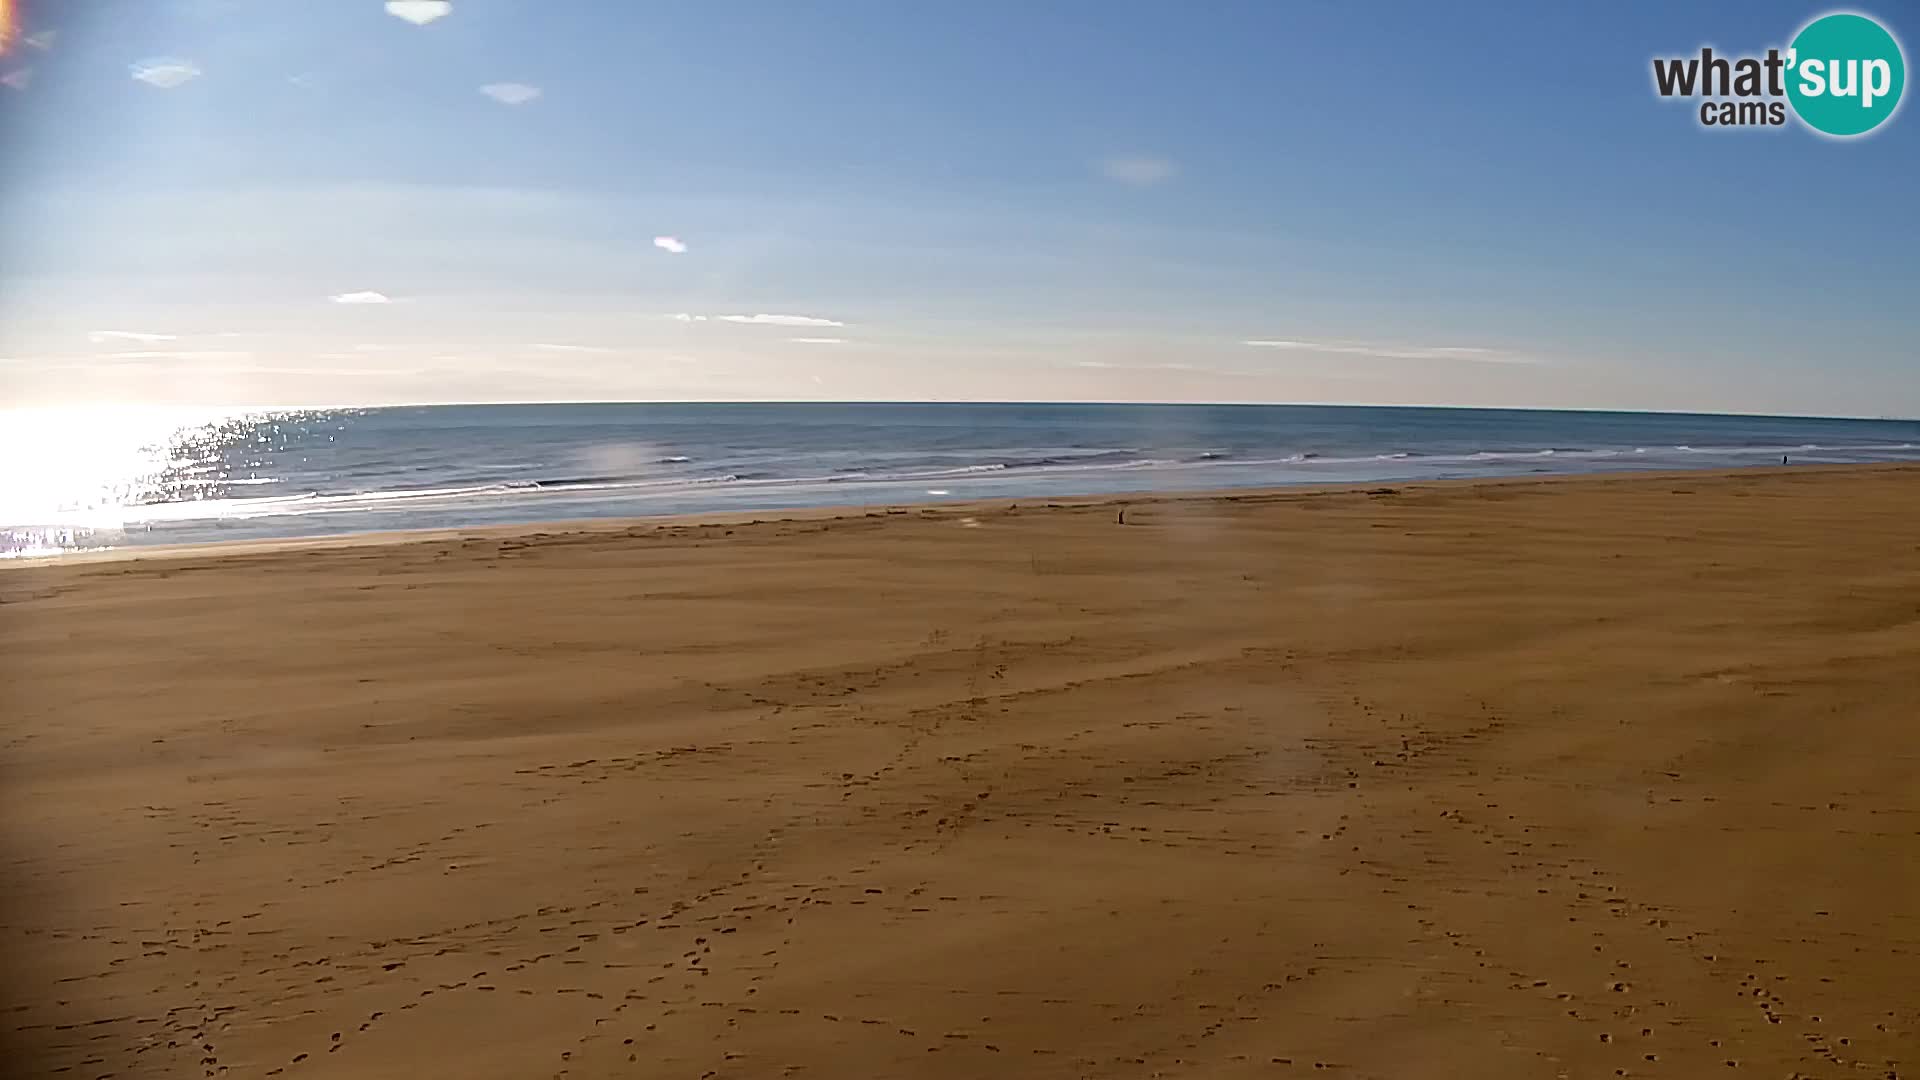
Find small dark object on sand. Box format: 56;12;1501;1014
1116;507;1128;525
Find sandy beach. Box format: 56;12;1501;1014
4;464;1918;1079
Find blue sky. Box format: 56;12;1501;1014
0;0;1914;415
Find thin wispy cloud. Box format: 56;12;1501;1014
530;343;614;353
1074;359;1200;372
88;330;177;344
479;82;541;106
717;313;845;327
259;362;405;376
345;342;492;353
653;236;688;254
106;350;253;362
666;311;848;329
1099;155;1177;187
329;290;395;304
130;58;201;89
1243;339;1542;364
385;0;453;26
2;69;32;92
789;337;846;345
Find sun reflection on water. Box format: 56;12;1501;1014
0;406;328;556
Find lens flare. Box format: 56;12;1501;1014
0;0;17;56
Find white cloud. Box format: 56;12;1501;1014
1242;339;1541;364
789;337;846;345
717;313;845;327
130;58;202;89
24;30;59;50
653;235;688;255
88;330;177;344
479;82;541;106
2;69;33;92
662;311;847;328
329;290;395;304
385;0;453;26
1100;155;1177;187
531;343;613;353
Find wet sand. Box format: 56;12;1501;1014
4;465;1918;1079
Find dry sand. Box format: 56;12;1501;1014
4;466;1918;1079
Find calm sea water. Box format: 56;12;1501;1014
5;402;1918;556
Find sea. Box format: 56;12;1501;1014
4;402;1918;557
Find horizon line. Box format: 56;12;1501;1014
8;398;1913;425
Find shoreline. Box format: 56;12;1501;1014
8;460;1914;569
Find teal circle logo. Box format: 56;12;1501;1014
1786;12;1906;137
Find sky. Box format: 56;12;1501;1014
0;0;1914;416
